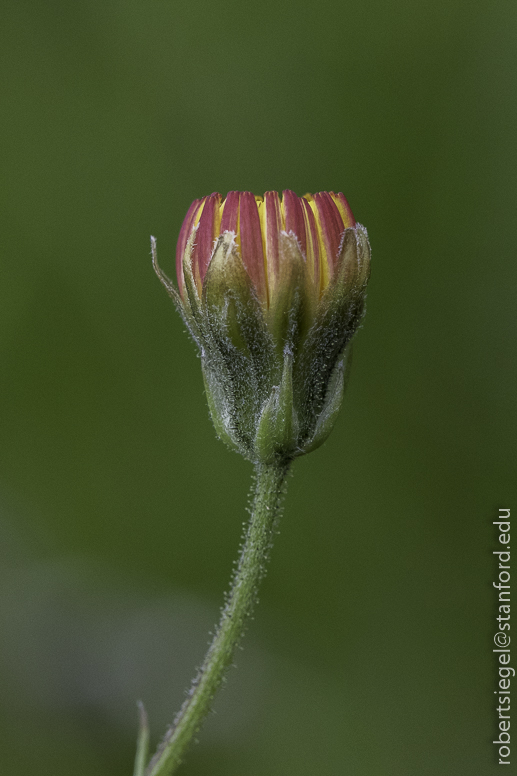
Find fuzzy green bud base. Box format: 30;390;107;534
152;224;370;465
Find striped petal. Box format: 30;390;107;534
300;196;321;291
283;190;306;257
220;190;240;234
309;192;346;283
260;191;283;297
331;192;356;229
238;192;267;303
176;198;204;297
191;193;221;289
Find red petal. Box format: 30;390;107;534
220;191;240;234
263;191;282;291
191;193;221;285
176;198;204;296
300;197;321;289
239;192;267;302
332;192;356;228
283;190;306;257
312;192;345;276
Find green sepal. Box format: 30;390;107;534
333;225;370;296
182;228;206;334
201;233;278;434
151;236;179;304
265;233;314;359
202;233;261;354
254;350;298;463
294;226;370;441
201;356;243;455
151;236;202;342
301;346;351;455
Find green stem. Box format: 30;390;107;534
145;461;290;776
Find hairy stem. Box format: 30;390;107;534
145;461;290;776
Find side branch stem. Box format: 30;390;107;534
145;461;290;776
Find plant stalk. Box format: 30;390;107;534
145;461;290;776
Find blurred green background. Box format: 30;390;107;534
1;1;515;774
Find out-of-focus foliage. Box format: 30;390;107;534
0;1;515;774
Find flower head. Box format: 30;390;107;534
153;190;370;464
176;191;358;301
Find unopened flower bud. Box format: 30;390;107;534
153;191;370;464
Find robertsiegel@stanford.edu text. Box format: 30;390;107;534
494;508;512;765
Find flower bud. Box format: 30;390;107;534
153;191;370;464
